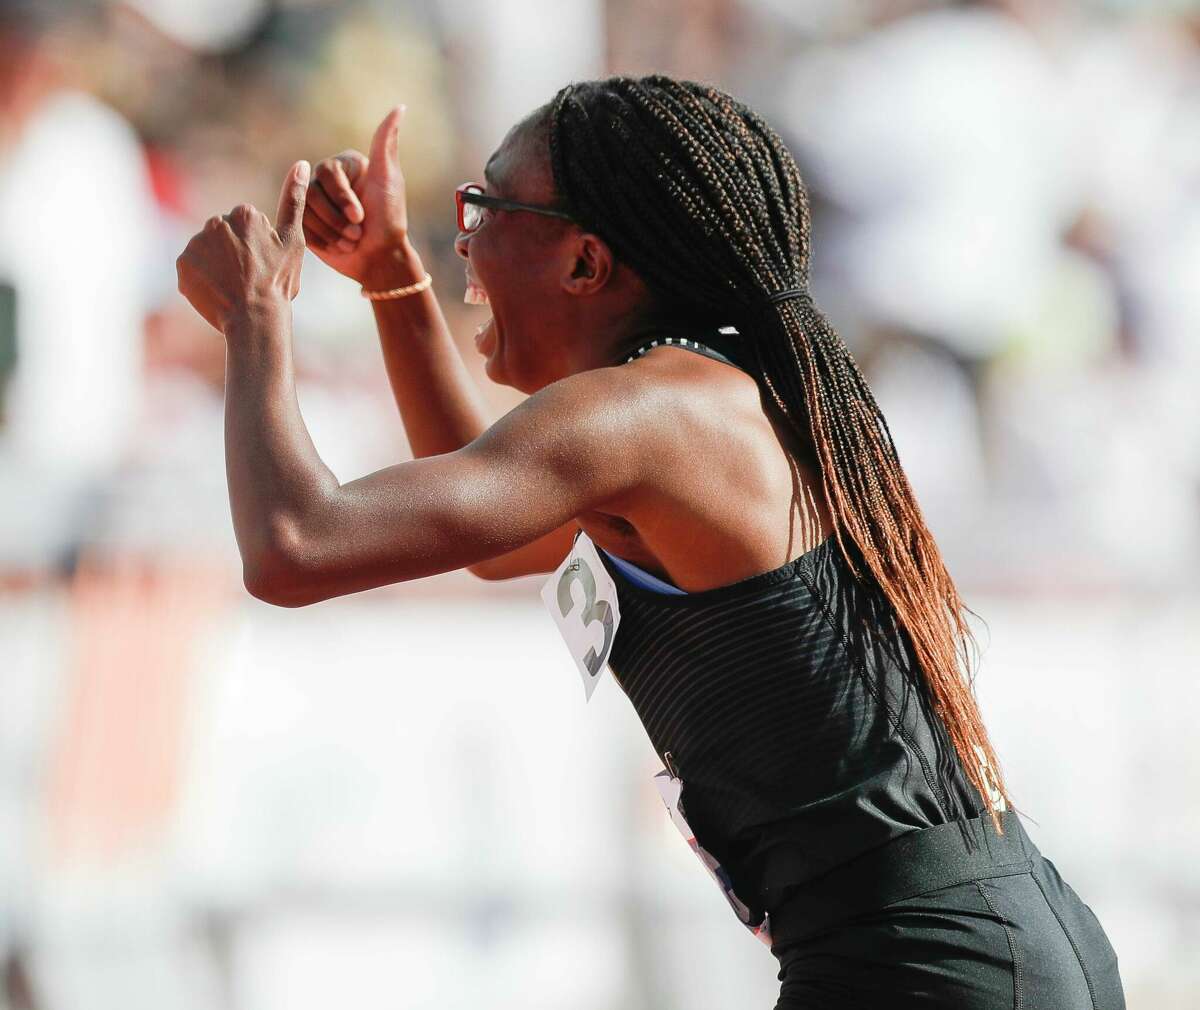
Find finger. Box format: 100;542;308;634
225;203;258;235
303;223;331;253
367;105;405;185
275;160;310;246
302;210;344;250
320;158;365;224
304;221;356;256
307;177;362;239
334;149;369;184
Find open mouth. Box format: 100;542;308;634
465;276;496;355
474;317;496;354
465;274;497;357
464;279;490;306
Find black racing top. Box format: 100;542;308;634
598;329;982;922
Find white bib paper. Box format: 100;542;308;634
653;767;773;948
541;531;621;701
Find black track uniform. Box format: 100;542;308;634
590;333;1125;1009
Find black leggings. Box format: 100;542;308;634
770;815;1125;1009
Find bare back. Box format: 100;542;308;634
575;344;836;593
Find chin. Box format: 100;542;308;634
490;367;538;394
483;355;509;387
484;350;541;393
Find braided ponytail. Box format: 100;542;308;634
546;75;1012;833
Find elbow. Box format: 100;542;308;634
242;517;322;607
242;558;317;607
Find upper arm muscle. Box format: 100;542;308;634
269;369;651;604
466;520;578;581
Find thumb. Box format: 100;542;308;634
367;105;405;184
275;160;310;245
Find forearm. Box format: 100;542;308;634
363;241;492;457
223;305;340;585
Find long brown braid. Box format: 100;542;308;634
542;75;1012;833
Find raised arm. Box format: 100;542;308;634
268;366;649;607
303;107;488;455
302;107;576;578
175;165;649;607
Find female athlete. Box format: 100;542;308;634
176;75;1125;1009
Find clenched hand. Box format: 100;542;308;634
301;106;413;287
176;160;310;334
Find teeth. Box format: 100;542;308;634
464;282;490;306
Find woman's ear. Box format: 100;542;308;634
562;233;614;296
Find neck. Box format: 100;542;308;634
561;311;666;375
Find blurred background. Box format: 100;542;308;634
1;0;1197;1006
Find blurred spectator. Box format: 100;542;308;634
439;0;604;168
767;0;1200;588
0;1;156;576
778;2;1084;356
1060;8;1200;365
0;3;1196;1008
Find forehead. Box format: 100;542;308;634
483;115;554;201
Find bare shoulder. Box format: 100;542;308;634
459;363;695;583
468;363;673;470
513;361;669;426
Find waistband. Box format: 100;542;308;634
769;810;1038;951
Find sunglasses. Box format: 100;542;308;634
455;182;576;233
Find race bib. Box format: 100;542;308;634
654;761;773;948
541;531;620;701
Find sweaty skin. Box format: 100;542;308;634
176;106;833;607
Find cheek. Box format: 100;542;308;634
468;227;505;279
474;229;556;294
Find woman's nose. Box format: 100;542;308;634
453;230;471;260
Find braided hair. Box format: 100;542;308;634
541;75;1012;834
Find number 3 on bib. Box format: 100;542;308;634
541;532;621;701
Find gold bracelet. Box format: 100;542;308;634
360;272;433;300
